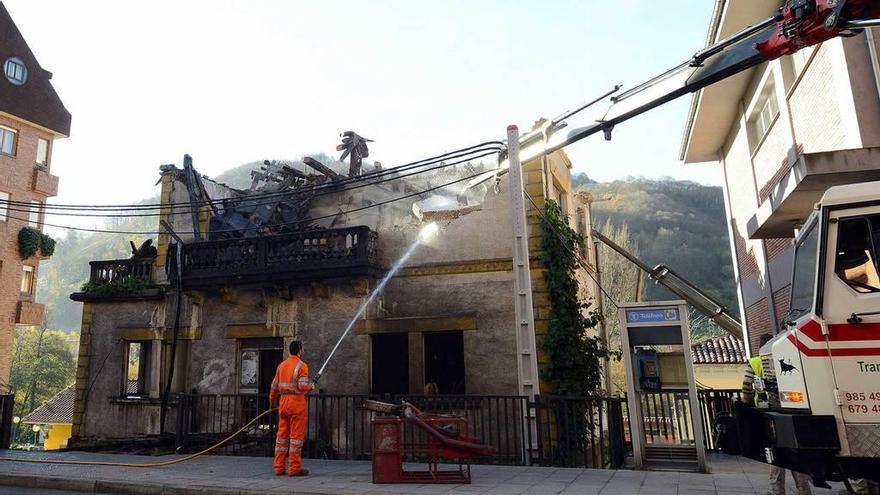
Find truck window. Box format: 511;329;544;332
835;216;880;293
790;222;819;319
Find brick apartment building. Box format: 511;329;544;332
0;1;71;388
681;1;880;354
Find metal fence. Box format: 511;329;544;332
176;393;531;464
533;395;626;469
622;389;743;451
174;389;740;467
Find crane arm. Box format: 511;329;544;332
591;228;744;339
462;0;880;192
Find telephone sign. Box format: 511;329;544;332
625;308;680;323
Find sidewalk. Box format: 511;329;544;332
0;450;846;495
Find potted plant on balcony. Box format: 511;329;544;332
18;227;56;259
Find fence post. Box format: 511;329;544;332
0;394;13;449
531;395;543;466
175;394;188;451
608;397;625;469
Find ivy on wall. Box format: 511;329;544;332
540;200;609;397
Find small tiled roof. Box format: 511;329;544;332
691;335;746;364
22;385;74;425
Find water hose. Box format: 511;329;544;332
0;408;277;468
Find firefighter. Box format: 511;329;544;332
742;333;812;495
270;338;314;476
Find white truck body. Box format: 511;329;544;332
749;181;880;482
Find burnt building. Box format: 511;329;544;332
0;1;71;388
68;130;591;445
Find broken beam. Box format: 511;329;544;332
302;156;342;181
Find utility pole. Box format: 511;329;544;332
579;192;613;395
507;125;540;400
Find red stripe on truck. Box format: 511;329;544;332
787;334;880;357
797;319;880;342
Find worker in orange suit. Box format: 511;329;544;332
269;339;314;476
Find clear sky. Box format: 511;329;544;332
6;0;721;232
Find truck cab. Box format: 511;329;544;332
740;181;880;484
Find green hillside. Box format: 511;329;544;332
578;174;736;336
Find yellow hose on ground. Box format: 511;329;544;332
0;408;278;468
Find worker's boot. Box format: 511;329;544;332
289;468;309;477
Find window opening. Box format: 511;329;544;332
423;331;465;394
0;126;16;156
29;201;42;228
835;216;880;293
790;220;819;320
748;77;780;152
3;57;27;85
20;265;35;296
124;341;150;397
0;192;8;221
238;337;283;394
371;333;409;395
36;138;49;167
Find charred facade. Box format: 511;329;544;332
68;131;587;447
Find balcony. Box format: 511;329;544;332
747;147;880;238
70;258;162;302
178;226;380;289
16;301;44;326
32;168;59;197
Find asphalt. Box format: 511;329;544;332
0;450;850;495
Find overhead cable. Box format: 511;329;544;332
0;141;503;212
14;167;498;236
1;149;500;219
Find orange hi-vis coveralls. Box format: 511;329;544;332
269;355;314;475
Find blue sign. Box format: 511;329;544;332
625;308;680;323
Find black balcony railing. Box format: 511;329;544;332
178;226;380;288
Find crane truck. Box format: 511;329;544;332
467;0;880;486
736;182;880;485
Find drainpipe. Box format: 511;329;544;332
866;28;880;102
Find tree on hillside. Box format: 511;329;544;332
597;220;643;343
8;325;76;445
581;178;736;318
595;220;643;394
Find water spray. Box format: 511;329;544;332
314;222;439;383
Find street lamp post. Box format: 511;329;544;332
11;416;20;446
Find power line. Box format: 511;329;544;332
522;190;620;309
1;141;503;212
14;168;497;236
1;149;500;219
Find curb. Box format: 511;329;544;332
0;472;356;495
0;473;245;494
